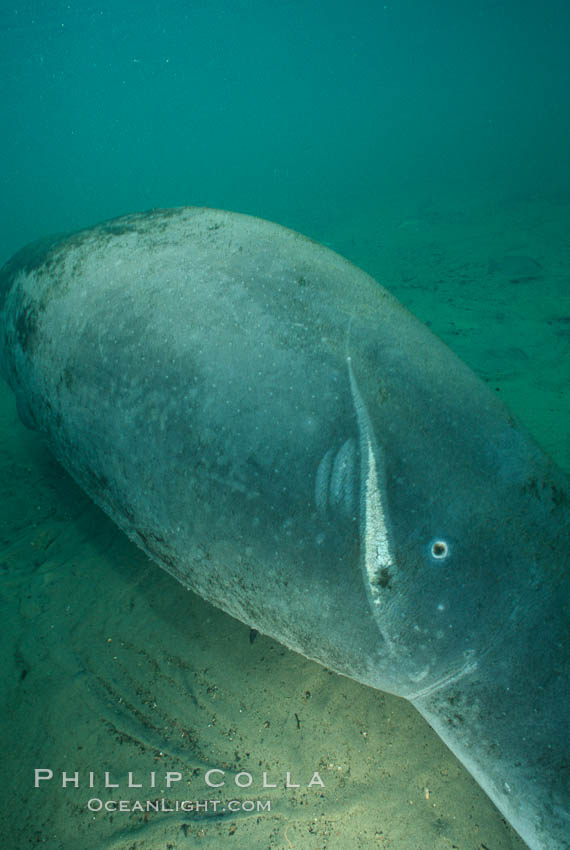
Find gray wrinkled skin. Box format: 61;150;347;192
0;208;568;849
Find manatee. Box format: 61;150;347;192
0;207;568;850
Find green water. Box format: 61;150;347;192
2;0;569;259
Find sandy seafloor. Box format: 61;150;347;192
0;195;568;850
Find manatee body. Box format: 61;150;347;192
0;208;568;849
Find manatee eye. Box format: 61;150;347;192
431;539;449;560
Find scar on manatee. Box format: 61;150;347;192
432;541;448;558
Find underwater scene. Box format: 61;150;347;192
0;2;569;850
